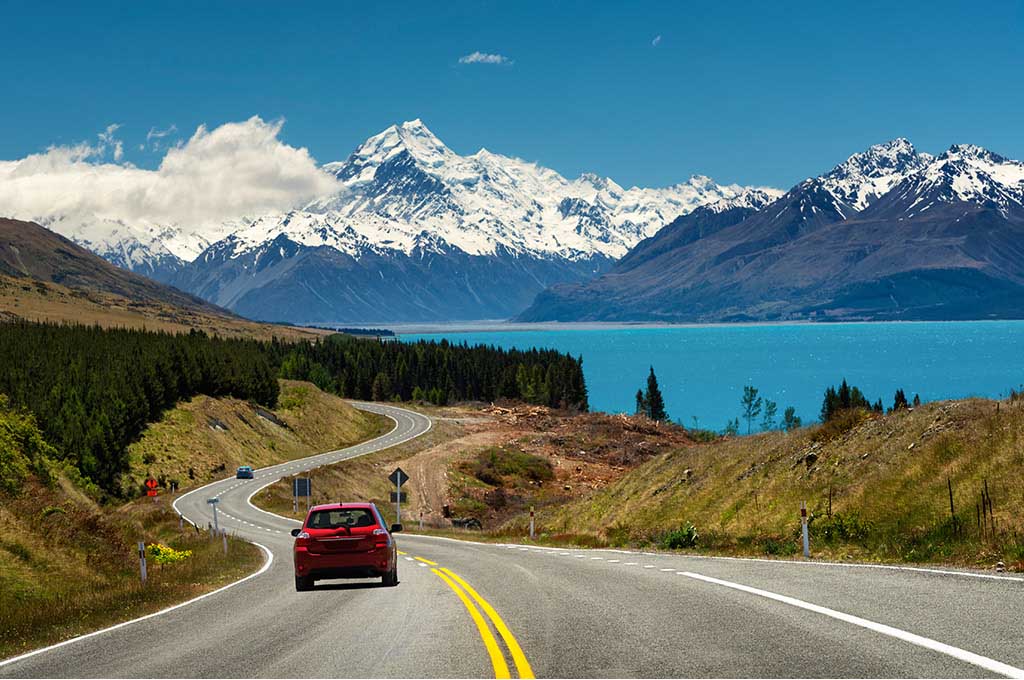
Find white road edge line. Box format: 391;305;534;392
680;571;1024;679
2;404;431;668
0;542;274;669
243;406;432;526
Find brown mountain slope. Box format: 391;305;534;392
0;217;327;340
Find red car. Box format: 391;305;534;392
291;502;401;591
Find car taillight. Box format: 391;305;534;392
294;531;310;546
372;527;388;548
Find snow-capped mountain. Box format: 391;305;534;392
869;144;1024;220
520;139;1024;323
158;120;773;322
294;119;759;260
819;138;933;212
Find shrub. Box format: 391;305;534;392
660;522;699;549
811;408;869;443
604;521;633;547
812;512;873;544
0;539;32;562
468;448;554;486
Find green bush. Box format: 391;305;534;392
0;396;56;493
469;447;554;486
812;512;873;544
660;522;699;549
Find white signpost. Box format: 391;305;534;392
137;541;147;585
800;501;810;558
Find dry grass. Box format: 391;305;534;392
0;274;328;341
526;398;1024;569
253;416;466;525
0;477;261;659
124;380;389;495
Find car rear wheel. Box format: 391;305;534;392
295;575;314;592
381;565;398;587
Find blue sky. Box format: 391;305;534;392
2;0;1022;189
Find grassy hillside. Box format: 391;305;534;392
0;402;262;659
253;412;464;523
0;218;327;341
125;380;389;494
253;405;692;529
532;398;1024;569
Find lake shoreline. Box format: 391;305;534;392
313;318;1021;336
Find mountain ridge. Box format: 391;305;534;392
518;139;1024;323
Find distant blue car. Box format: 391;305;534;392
236;465;254;479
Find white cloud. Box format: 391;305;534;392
458;51;513;65
146;124;178;142
0;116;341;238
144;124;179;151
651;35;662;47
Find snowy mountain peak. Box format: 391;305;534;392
941;144;1007;165
820;137;932;211
291;121;776;260
705;187;781;213
343;119;453;175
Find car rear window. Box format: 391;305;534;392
307;508;377;529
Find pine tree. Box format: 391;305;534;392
892;388;909;411
635;389;647;416
782;406;802;431
644;367;667;421
912;393;921;407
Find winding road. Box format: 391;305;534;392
3;402;1023;678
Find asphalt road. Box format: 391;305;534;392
3;402;1023;678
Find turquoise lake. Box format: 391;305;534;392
401;322;1024;431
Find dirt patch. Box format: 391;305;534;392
399;403;693;529
396;431;504;523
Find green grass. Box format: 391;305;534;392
124;379;388;494
0;475;262;660
0;380;391;660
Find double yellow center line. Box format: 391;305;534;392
402;552;532;679
433;567;533;679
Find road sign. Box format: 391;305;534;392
145;478;158;497
389;468;409;523
293;478;311;497
388;468;409;487
207;497;220;531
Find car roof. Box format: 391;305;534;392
237;465;252;469
309;502;375;511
